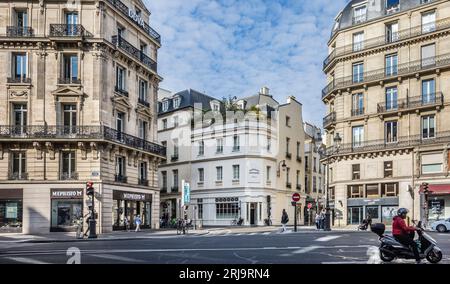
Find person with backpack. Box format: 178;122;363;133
281;209;289;232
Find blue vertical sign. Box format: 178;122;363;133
181;180;190;207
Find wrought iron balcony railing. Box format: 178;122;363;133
8;172;28;181
171;186;179;193
324;16;450;70
323;112;336;129
114;86;129;97
112;35;157;72
60;172;79;181
377;93;444;114
322;53;450;99
351;108;365;117
49;24;93;38
138;98;150;108
0;125;166;157
105;0;161;44
286;182;292;188
58;78;81;85
7;26;34;37
115;174;128;183
160;187;167;194
325;130;450;156
7;77;31;84
138;179;149;186
171;154;179;162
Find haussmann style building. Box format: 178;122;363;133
323;0;450;227
0;0;165;234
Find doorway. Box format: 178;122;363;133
250;203;257;225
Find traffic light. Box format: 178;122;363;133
86;181;94;196
422;182;430;194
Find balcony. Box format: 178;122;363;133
138;98;150;108
58;77;81;85
352;14;367;25
8;172;28;181
377;93;444;114
0;125;166;157
7;77;31;84
286;182;292;188
112;36;157;72
115;175;128;183
296;184;301;191
323;112;336;129
160;187;167;194
322;53;450;99
325;130;450;156
115;86;129;97
7;26;33;37
171;154;179;162
105;0;161;44
60;172;79;181
49;24;92;38
286;152;292;159
324;16;450;70
171;186;179;193
138;179;149;186
351;108;365;117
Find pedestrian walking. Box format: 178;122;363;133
315;213;320;230
281;209;289;232
319;210;326;230
124;216;130;232
135;215;142;232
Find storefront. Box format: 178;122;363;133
50;189;84;232
112;190;152;231
420;184;450;222
347;197;399;225
0;189;23;233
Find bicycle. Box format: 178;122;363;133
231;218;244;226
264;218;272;226
176;219;191;235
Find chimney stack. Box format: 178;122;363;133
260;86;270;96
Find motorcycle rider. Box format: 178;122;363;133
392;208;421;263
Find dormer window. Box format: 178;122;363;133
386;0;400;15
353;5;367;25
173;96;181;109
237;101;245;109
333;13;342;32
211;102;220;112
162;100;169;112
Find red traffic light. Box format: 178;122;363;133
86;181;94;188
86;181;94;196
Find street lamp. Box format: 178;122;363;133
277;160;287;177
320;133;342;231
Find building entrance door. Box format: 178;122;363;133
250;203;256;225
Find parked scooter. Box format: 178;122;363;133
358;219;370;231
371;221;443;263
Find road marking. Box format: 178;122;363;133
5;257;50;264
315;235;342;242
263;232;271;235
292;246;320;254
90;254;145;263
249;233;257;236
321;261;368;264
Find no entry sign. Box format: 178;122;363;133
292;193;301;203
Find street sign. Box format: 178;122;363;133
181;180;191;207
292;193;301;203
307;203;313;209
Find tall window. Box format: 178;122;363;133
173;116;179;127
296;142;301;159
385;54;398;76
173;96;181;109
173;170;179;189
422;11;436;33
13;53;27;80
352;126;364;147
116;65;126;92
266;166;271;182
386;22;399;43
198;199;203;219
162;119;167;130
115;156;126;179
353;5;367;24
286;167;290;184
286;116;291;127
13;104;27;135
138;119;147;140
138;79;147;102
385;87;398;111
11;152;26;180
233;135;240;151
65;12;78;36
198;140;205;156
139;162;147;182
348;185;364;198
422;115;436;139
352;93;364;115
173;139;179;158
216;138;224;153
353;32;364;52
16;10;28;28
296;170;300;187
267;136;271;152
313;176;317;192
353;62;364;83
352;164;361;180
286;137;290;155
385;121;398;143
319;177;322;193
62;54;78;83
61;151;76;180
63;105;77;134
116;112;125;133
422;79;436;104
161;171;167;189
162;100;169;112
233;165;240;181
216;166;223;181
421;44;435;67
313;157;317;172
198;168;205;183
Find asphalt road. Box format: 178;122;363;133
0;230;449;264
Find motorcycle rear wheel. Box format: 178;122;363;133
426;249;442;264
380;250;395;262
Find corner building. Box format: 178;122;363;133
323;0;450;227
0;0;165;234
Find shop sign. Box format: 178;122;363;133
113;191;152;202
248;168;261;183
51;189;83;199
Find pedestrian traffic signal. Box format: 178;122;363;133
86;181;94;196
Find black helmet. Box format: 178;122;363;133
397;208;409;216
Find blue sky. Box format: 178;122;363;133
144;0;348;127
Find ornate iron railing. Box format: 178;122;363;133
0;125;166;157
324;16;450;70
60;172;79;181
114;85;129;97
322;53;450;99
171;186;179;193
377;92;444;113
49;24;93;37
171;154;179;162
7;26;34;37
138;179;149;186
7;77;31;84
115;175;128;183
112;35;157;72
105;0;161;44
325;130;450;156
323;112;336;129
160;187;167;194
138;98;150;108
58;78;81;85
8;172;28;180
351;108;365;117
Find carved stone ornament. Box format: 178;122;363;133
45;142;56;160
33;142;43;160
9;90;28;99
78;142;88;160
90;142;100;160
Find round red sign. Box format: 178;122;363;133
292;193;301;202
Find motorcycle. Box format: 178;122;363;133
358;219;370;231
371;221;443;264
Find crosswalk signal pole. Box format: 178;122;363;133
86;181;97;239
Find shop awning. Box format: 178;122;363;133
419;184;450;195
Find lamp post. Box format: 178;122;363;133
319;133;342;232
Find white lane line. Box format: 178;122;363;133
5;257;50;264
249;233;258;236
90;254;145;263
315;235;342;242
292;246;320;254
321;261;368;264
263;232;271;235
